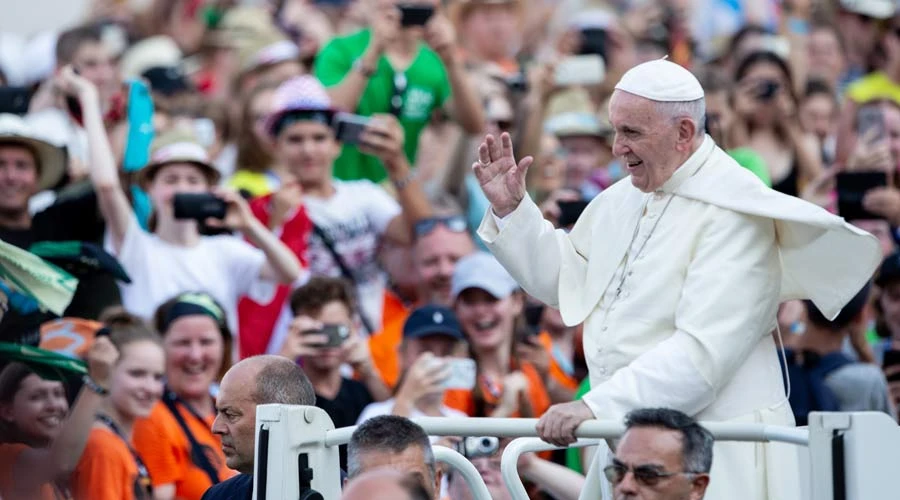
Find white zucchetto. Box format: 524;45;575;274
614;58;704;102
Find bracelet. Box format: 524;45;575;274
82;375;109;396
392;170;417;191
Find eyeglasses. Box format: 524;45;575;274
603;462;700;487
413;216;468;238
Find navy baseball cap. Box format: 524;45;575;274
403;305;464;341
876;251;900;287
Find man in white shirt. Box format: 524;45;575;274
357;304;468;425
473;59;880;499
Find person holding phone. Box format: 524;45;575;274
263;75;432;335
314;0;485;182
277;277;389;469
55;65;302;340
358;304;469;424
731;51;823;197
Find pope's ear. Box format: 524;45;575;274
676;117;699;149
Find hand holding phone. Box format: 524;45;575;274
333;112;371;146
303;324;351;348
836;171;888;221
554;55;606;87
173;193;228;221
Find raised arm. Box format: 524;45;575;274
56;66;133;253
424;14;484;134
10;337;118;497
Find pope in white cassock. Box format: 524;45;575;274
473;59;881;499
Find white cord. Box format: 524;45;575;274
769;318;791;411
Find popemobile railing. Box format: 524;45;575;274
250;405;900;500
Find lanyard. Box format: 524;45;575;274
95;414;153;497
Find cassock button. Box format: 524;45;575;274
602;326;608;332
624;292;631;298
599;367;608;375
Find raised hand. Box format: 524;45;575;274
473;133;533;218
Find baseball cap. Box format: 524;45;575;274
838;0;895;19
875;251;900;287
403;305;464;341
451;252;519;301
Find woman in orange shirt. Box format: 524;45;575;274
449;252;552;418
0;338;118;500
133;292;236;500
70;310;166;500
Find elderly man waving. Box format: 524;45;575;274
474;59;880;499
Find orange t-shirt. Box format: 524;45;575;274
70;426;152;500
447;362;552;418
537;331;580;391
369;307;411;389
0;443;63;500
133;400;236;500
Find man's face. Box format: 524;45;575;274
0;144;39;215
612;427;709;500
462;3;520;61
559;135;611;191
355;446;440;500
610;91;688;193
413;226;475;306
401;334;459;371
71;42;118;102
211;365;260;474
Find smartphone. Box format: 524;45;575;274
578;28;607;58
173;193;228;220
555;55;606;87
302;324;351;348
333;112;371;146
884;350;900;382
857;105;886;143
0;87;32;115
524;303;545;331
441;357;476;390
398;4;434;26
835;171;888;221
558;200;590;228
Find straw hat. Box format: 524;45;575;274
0;114;67;191
136;129;220;188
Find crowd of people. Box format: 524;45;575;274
1;0;900;499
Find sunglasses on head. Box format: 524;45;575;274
604;462;698;487
413;216;468;238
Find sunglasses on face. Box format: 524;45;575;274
604;462;697;487
413;216;468;238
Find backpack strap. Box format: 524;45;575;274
162;392;221;486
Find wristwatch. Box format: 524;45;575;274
353;58;376;78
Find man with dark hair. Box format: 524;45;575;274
342;469;432;500
783;283;894;425
278;277;389;468
346;415;440;500
202;355;315;500
607;408;713;500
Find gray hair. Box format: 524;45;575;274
656;98;706;139
252;355;316;406
347;416;435;479
623;408;714;473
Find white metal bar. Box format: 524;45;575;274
500;439;600;500
434;446;493;500
324;418;809;447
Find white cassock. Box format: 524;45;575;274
478;135;880;500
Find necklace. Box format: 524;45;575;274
614;192;676;299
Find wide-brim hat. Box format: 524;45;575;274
119;35;183;81
838;0;895;20
237;28;300;77
0;114;67;191
265;75;337;138
136;129;221;188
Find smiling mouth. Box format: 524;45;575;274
473;319;501;332
626;159;643;168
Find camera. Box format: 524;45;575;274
457;436;500;459
756;80;779;101
302;324;351;348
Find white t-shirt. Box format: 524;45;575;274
109;217;266;332
304;180;401;334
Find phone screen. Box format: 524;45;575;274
857;105;886;143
